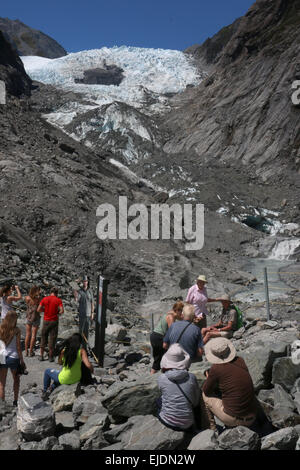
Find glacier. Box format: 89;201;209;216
21;46;202;109
21;46;203;166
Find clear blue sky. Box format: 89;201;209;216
1;0;255;52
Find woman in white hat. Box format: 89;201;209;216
157;343;200;432
201;338;257;430
185;275;218;329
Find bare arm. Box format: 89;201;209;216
58;349;64;365
219;320;234;332
166;313;175;328
58;304;64;315
163;342;169;350
8;285;22;302
81;348;94;373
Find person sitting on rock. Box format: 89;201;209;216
201;294;238;344
0;284;22;321
157;343;200;432
42;333;94;400
163;304;204;362
150;300;184;375
201;337;257;431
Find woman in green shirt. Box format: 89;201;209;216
42;333;93;400
150;300;184;375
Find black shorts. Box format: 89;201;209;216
150;331;165;371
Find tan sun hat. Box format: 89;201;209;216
205;337;236;364
195;275;207;283
219;294;231;301
160;343;191;370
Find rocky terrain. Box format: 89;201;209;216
0;17;67;58
0;0;299;452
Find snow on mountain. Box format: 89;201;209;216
21;46;203;166
21;46;202;108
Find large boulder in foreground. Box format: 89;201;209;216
261;427;299;450
101;375;160;422
217;426;261;450
104;415;184;450
17;393;55;441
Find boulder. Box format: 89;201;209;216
269;385;300;429
101;375;160;422
17;393;55;441
55;411;75;431
104;415;184;450
272;357;300;392
294;392;300;414
188;429;219;450
20;437;58;450
240;343;287;391
296;437;300;450
50;383;82;412
79;413;110;445
261;427;299;450
217;426;261;450
106;324;127;341
58;431;81;450
73;391;107;425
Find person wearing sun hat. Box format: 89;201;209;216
185;275;219;329
157;343;200;432
201;337;257;430
201;293;238;344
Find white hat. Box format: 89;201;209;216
205;337;236;364
195;275;207;283
160;343;191;370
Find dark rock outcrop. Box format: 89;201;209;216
0;17;67;58
75;64;124;86
0;30;31;96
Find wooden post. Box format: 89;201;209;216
95;275;109;367
263;267;271;321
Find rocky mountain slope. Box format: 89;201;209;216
165;0;300;183
0;17;67;58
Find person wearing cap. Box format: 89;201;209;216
201;294;238;344
185;275;218;329
163;305;204;361
201;338;257;430
73;275;94;348
157;343;200;431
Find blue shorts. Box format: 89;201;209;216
0;356;20;370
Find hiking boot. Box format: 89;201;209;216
13;400;18;407
49;357;54;363
42;390;50;401
38;356;44;362
29;351;35;357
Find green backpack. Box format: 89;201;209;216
233;304;244;330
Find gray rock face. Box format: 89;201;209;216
217;426;261;450
103;415;184;450
261;427;299;450
101;375;160;422
240;343;286;391
79;412;110;443
0;17;67;58
106;323;128;341
0;30;31;97
188;429;219;450
269;385;300;429
272;357;300;392
17;393;55;441
58;431;81;450
74;65;124;86
72;391;107;425
20;436;58;451
50;383;82;412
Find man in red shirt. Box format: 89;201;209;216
37;287;64;362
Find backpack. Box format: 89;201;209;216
232;305;244;330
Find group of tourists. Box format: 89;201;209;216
0;277;94;406
152;275;261;433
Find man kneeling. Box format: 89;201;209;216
201;338;257;431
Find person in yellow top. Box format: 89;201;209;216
42;333;93;400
